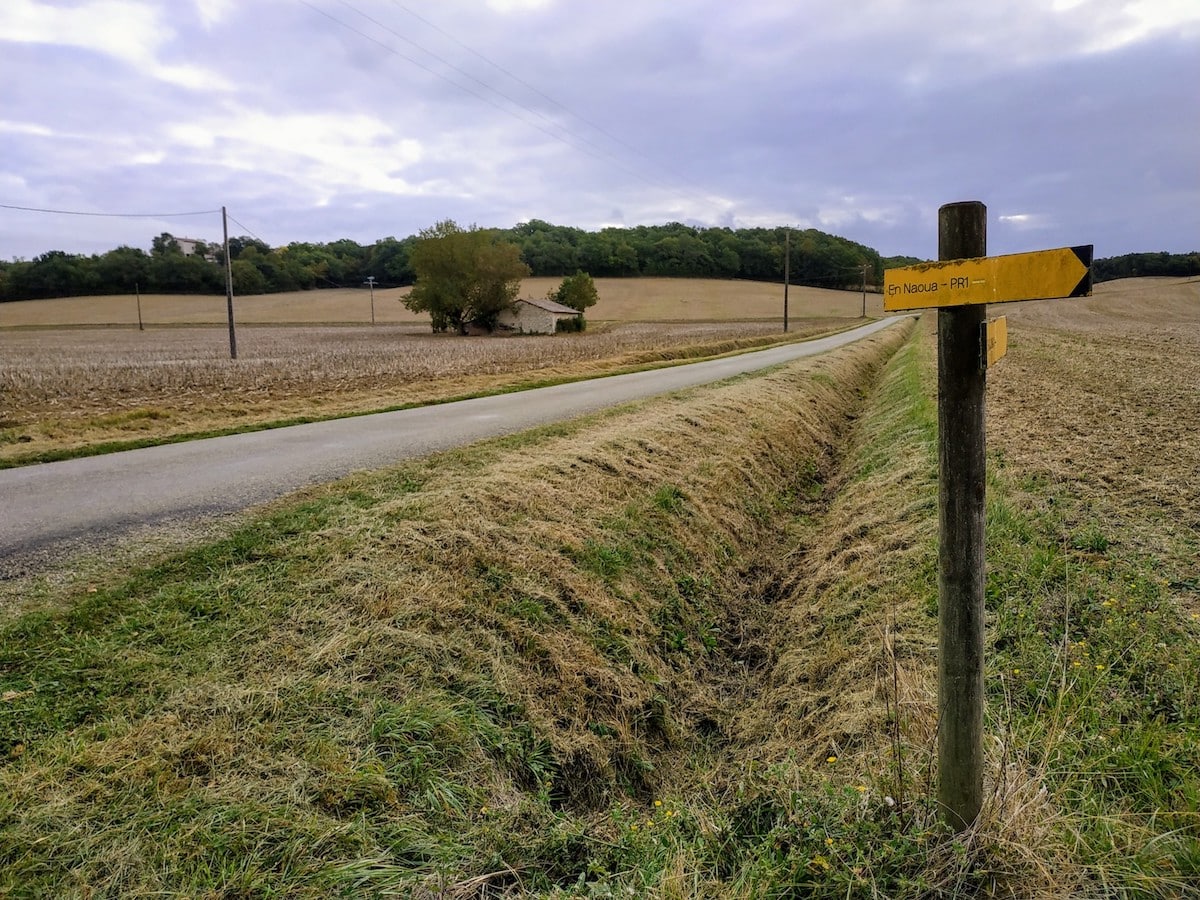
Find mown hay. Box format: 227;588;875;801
230;320;916;802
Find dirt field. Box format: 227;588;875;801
0;278;875;327
988;276;1200;574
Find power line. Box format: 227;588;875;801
337;0;673;188
336;1;574;138
301;1;654;187
389;0;619;137
385;0;708;196
297;0;715;206
225;213;268;246
0;202;220;218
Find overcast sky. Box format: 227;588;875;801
2;0;1198;263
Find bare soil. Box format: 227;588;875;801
988;277;1200;579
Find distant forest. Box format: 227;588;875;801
0;221;882;302
1091;251;1200;282
2;221;1195;302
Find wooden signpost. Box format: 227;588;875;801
885;202;1091;830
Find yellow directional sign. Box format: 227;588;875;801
883;245;1092;311
983;316;1008;368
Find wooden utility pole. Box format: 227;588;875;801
861;264;868;318
936;200;987;830
222;206;237;360
783;229;790;333
364;276;377;325
135;281;143;331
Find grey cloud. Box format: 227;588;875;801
0;0;1196;261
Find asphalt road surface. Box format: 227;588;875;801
1;318;908;571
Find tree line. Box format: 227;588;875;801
1092;251;1200;282
6;221;1190;304
0;221;884;302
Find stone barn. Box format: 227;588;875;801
497;297;583;334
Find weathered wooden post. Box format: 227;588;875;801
883;203;1092;831
936;200;988;829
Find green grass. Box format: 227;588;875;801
982;466;1200;891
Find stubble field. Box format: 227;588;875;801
0;277;874;327
0;278;863;466
989;276;1200;581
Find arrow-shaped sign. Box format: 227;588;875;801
884;245;1092;311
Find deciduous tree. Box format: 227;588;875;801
548;271;598;313
404;221;530;334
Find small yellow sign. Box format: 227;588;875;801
883;245;1092;311
984;316;1008;368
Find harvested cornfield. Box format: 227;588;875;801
0;319;845;465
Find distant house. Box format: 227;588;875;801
497;297;582;334
175;237;206;256
174;237;221;262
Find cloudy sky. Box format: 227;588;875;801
2;0;1197;263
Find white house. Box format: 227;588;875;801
497;297;582;334
175;237;206;256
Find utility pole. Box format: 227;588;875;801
861;264;868;318
135;281;143;331
222;206;237;360
364;276;377;325
783;229;790;333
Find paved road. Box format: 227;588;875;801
0;318;908;568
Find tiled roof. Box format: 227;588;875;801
518;297;581;315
